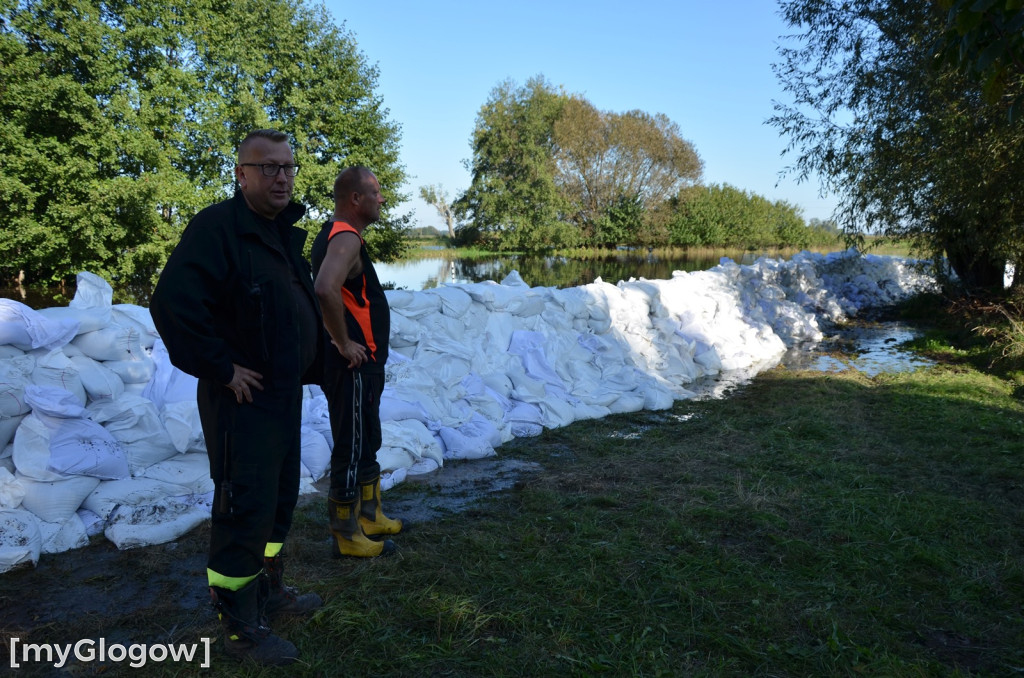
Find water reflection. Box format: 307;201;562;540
376;251;743;291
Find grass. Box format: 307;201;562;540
3;297;1024;676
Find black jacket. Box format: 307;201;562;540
151;191;324;391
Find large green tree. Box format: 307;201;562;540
771;0;1024;290
0;0;404;288
552;97;703;246
456;76;577;252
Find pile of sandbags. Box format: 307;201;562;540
0;251;939;572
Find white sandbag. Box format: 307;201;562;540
122;381;148;396
143;339;198;409
0;467;25;508
17;473;100;522
379;419;444;472
38;512;90;554
380;466;407;491
37;306;111;335
607;390;647;414
160;400;205;453
301;392;333;451
505;400;544;438
81;476;184;520
30;350;86;405
0;298;79;351
16;386;128;481
104;500;209;550
89;394;178;473
71;324;145;362
0;355;34;417
0;508;41;573
140;453;213;495
0;344;25;359
70;271;114;309
387;289;441;318
112;304;159;349
429;285;474;318
0;413;25;451
77;507;104;537
437;413;500;460
102;354;156;385
300;424;331;481
69;354;125;404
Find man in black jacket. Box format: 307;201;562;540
150;129;323;666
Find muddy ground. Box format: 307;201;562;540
0;456;542;672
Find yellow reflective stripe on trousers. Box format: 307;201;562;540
207;568;259;590
264;542;283;558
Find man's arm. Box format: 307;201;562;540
314;231;367;369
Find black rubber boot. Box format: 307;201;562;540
328;494;396;558
358;474;403;537
263;554;323;618
210;577;298;666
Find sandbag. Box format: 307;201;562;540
140;453;213;495
89;394;178;474
38;512;90;554
17;473;101;522
160;400;205;453
300;424;331;481
379;419;443;472
104;500;210;550
103;354;156;385
30;350;86;406
0;298;79;351
0;413;26;452
71;324;145;362
81;476;184;520
16;386;129;481
143;339;198;409
0;508;41;573
0;355;35;417
69;354;125;404
111;304;159;349
0;467;25;509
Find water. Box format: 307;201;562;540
375;251;754;291
782;319;934;377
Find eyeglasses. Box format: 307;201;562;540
239;163;300;177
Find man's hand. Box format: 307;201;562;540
226;364;264;403
336;339;367;369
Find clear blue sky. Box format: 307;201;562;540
322;0;837;231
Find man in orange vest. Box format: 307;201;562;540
312;166;402;558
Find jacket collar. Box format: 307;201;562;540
232;190;306;235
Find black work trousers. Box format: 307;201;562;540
324;369;384;501
198;379;303;579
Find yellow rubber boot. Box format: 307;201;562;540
328;496;395;558
358;476;403;537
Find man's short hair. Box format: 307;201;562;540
334;166;373;201
238;129;290;161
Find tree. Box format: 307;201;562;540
419;184;458;239
933;0;1024;120
456;76;576;252
0;0;404;287
771;0;1024;290
552;97;703;243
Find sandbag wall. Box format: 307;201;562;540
0;251;938;571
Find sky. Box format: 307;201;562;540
322;0;838;231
